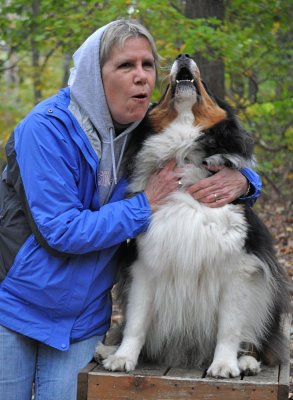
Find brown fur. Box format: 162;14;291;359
192;80;227;130
149;87;178;132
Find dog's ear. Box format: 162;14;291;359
157;83;171;105
201;80;214;98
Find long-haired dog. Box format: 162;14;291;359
96;54;290;378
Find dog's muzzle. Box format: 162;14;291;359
171;54;200;96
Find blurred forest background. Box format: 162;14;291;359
0;0;292;204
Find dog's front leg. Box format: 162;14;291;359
103;260;153;372
207;277;244;378
207;334;240;378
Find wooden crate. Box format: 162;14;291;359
77;317;291;400
77;360;289;400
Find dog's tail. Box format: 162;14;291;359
259;315;291;366
244;206;291;366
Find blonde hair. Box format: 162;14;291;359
100;19;160;73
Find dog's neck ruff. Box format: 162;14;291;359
173;90;197;125
174;101;196;125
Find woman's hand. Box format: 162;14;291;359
187;167;248;208
145;160;180;211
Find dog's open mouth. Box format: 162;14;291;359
175;66;195;85
172;65;199;100
168;56;201;103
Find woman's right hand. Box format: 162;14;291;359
144;160;180;211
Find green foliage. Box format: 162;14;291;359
220;0;293;196
0;0;292;195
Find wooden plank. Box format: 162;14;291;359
77;362;96;400
87;371;280;400
277;314;291;400
132;363;169;377
242;365;279;384
167;365;280;385
166;367;205;379
92;363;168;377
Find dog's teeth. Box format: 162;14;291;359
176;79;195;84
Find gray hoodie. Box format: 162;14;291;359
68;22;141;205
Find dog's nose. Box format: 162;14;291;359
176;54;191;60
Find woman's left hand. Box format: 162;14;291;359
187;167;248;208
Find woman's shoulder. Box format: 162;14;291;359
17;89;74;132
13;89;76;148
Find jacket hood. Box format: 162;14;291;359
68;21;115;138
68;21;141;205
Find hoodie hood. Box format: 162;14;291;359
68;21;141;205
68;22;114;135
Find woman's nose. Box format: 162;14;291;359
134;66;147;84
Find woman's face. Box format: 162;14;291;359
102;37;156;125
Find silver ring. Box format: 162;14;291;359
178;180;183;188
213;193;218;201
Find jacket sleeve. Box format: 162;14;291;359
238;167;262;206
12;113;151;255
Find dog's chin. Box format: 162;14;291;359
174;81;198;105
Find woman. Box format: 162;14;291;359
0;19;261;400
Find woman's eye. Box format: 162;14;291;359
118;62;132;69
143;61;155;69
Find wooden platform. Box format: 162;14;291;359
77;360;290;400
78;317;291;400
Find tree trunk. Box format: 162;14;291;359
31;0;42;104
184;0;225;98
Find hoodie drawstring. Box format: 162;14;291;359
109;127;128;185
109;127;117;184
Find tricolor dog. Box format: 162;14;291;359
96;54;290;378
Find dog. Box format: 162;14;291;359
95;54;290;378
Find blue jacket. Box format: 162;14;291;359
0;88;151;350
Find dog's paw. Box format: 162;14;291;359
94;342;118;363
238;355;261;376
207;359;240;378
203;154;226;168
102;354;137;372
